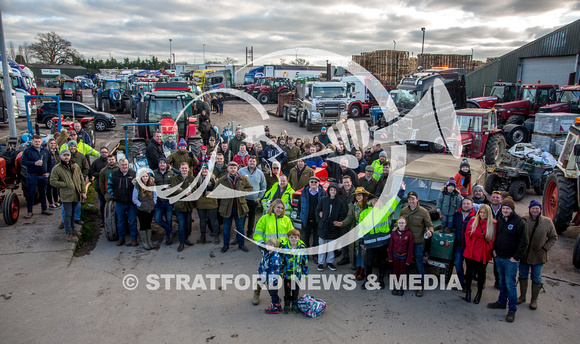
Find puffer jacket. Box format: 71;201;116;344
280;240;309;280
50;161;85;202
315;183;348;240
521;214;558;265
436;187;462;216
257;251;282;287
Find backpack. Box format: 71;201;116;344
297;294;326;318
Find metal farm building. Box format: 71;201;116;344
467;19;580;98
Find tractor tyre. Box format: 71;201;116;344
123;99;131;114
349;104;362;118
131;138;147;164
136;103;148;138
508;179;527;202
103;98;110;112
485;173;500;195
542;170;577;233
503;124;528;146
506;114;526;125
3;192;20;225
258;93;270;104
466;100;480;108
103;200;118;241
573;234;580;269
485;134;506;165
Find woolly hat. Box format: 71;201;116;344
68;140;77;147
379;151;388;158
328;182;339;193
473;185;485;192
529;199;542;209
460;158;470;169
446;178;457;187
201;162;209;169
158;157;168;163
501;196;515;211
178;138;187;148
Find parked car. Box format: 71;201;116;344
36;100;116;132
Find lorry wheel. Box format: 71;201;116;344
543;170;577;233
298;112;305;127
485;173;499;195
573;234;580;269
103;99;110;112
306;117;313;131
283;106;289;121
506;114;526;125
258;93;270;104
3;192;19;225
503;124;528;146
349;104;362;118
508;179;527;201
485;134;506;165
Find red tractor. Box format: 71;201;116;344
469;81;519;109
0;144;22;225
253;78;292;104
242;77;271;94
450;108;507;165
59;79;83;102
537;85;580;114
494;83;558;125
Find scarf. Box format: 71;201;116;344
459;169;471;186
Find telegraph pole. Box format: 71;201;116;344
0;10;17;139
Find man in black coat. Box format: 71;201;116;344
146;131;165;171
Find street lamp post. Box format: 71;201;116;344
172;53;175;72
169;38;172;70
393;40;396;51
420;27;425;69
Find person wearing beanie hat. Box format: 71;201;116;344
371;150;389;181
454;158;472;197
517;199;557;311
437;177;461;232
488;196;529;323
167;138;199;173
314;182;347;272
473;185;490;206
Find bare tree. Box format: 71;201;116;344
30;32;81;64
289;58;310;66
17;43;33;64
279;58;287;65
223;56;237;65
8;41;16;60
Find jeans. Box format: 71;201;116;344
454;246;465;285
356;244;365;267
97;192;106;222
441;215;453;227
115;202;138;240
176;210;192;244
519;263;543;285
154;200;173;237
413;243;425;282
495;257;519;313
26;174;48;212
318;238;336;265
222;208;246;247
197;208;219;236
61;202;81;221
62;202;77;235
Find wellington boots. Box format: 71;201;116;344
146;229;154;249
517;279;528;304
464;288;472;303
530;283;542;310
252;285;262;305
139;230;151;250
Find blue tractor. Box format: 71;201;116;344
94;79;131;114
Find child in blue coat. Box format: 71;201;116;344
258;238;282;314
437;178;462;232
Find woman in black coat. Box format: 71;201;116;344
315;182;347;272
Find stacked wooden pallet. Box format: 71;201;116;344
352;50;410;87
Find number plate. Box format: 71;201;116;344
427;259;446;269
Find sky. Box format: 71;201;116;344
1;0;579;66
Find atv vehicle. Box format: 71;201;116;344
485;159;553;201
94;79;131;114
59;79;83;102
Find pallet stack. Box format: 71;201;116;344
417;54;482;73
352;50;410;87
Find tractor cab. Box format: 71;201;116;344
470;81;519;108
495;84;558;124
537;85;580;114
59;79;82;102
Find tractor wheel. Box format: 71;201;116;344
543;170;577;233
103;99;110;112
485;134;506;165
573;234;580;269
466;100;480;108
503;124;528;146
485;173;500;195
349;104;362;118
95;119;107;132
289;110;297;123
103;200;118;241
3;192;20;225
136;103;148;138
428;132;446;153
305;116;313;131
258;93;270;104
508;179;527;202
419;202;440;221
506;114;526;125
131;138;147;164
123;99;131;114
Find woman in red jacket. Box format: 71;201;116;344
463;204;496;304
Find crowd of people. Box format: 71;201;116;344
22;123;558;321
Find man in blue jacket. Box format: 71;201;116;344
298;176;326;264
21;135;54;219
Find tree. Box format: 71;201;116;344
289;58;310;66
18;43;33;64
8;41;16;60
30;32;81;64
223;56;237;65
279;58;287;65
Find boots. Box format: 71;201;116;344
530;282;542;310
473;290;482;304
197;234;207;244
139;231;151;250
354;267;362;280
517;279;528;304
379;274;386;290
464;288;472;303
265;302;281;314
416;283;424;297
283;301;291;314
146;229;154;249
252;285;262;305
357;268;365;281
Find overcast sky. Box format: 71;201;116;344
2;0;579;65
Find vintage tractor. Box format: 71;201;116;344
485;159;553;201
450;108;507;165
494;83;558;125
0;143;22;225
59;79;83;102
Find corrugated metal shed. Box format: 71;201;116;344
467;19;580;98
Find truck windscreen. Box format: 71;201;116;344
396;89;422;109
313;86;346;98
